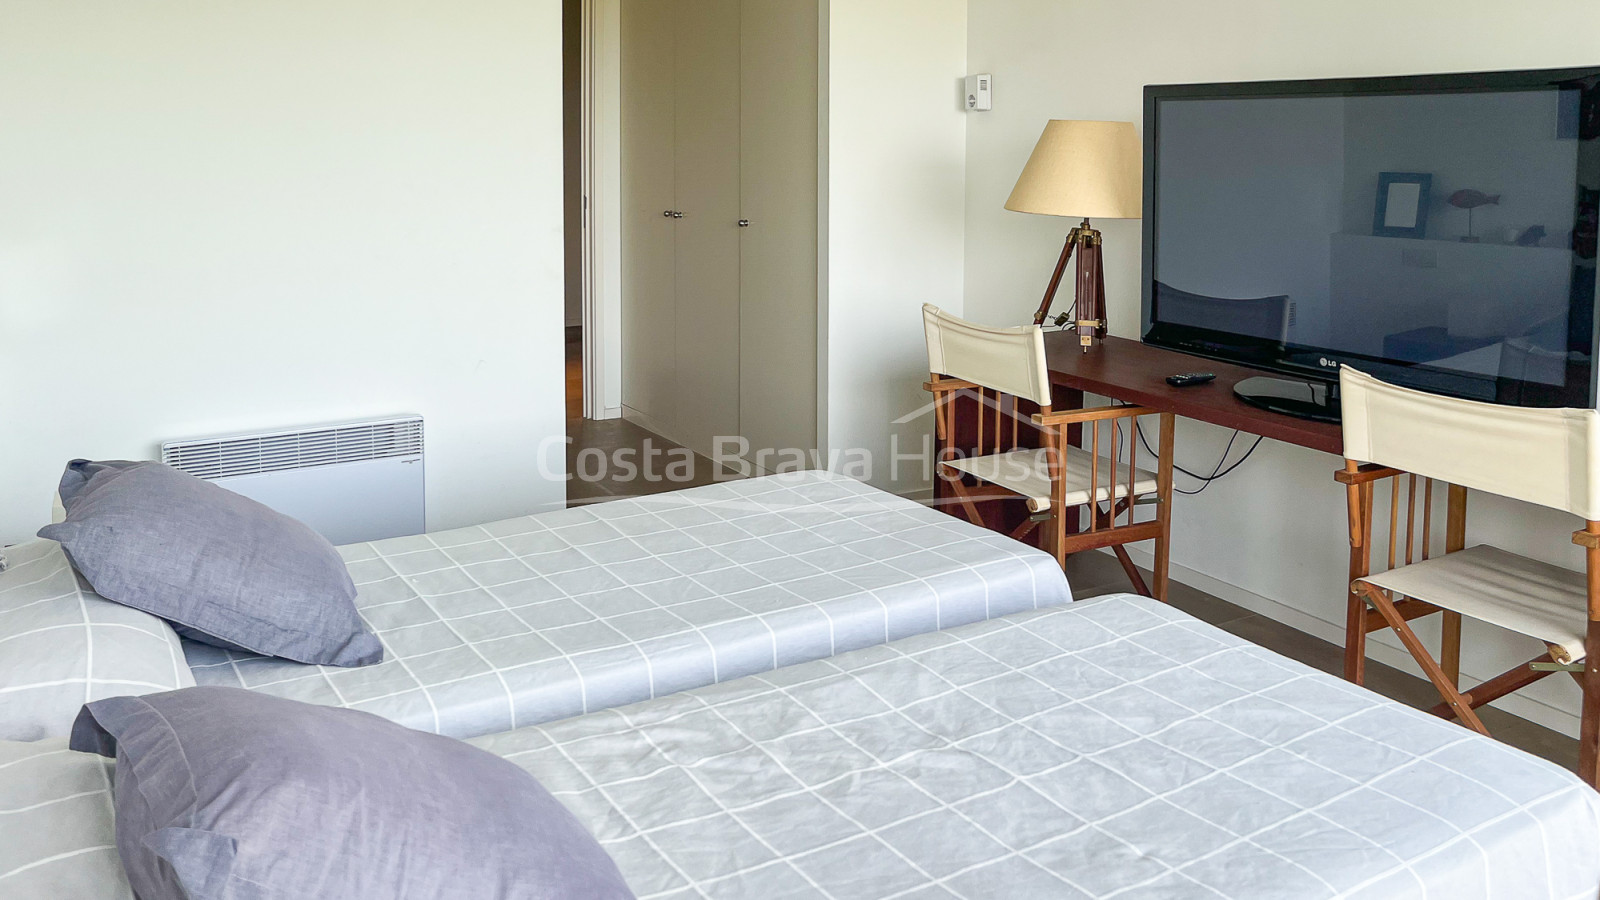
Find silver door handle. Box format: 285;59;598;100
663;210;674;217
738;219;750;227
672;211;685;219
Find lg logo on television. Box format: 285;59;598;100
1319;357;1339;368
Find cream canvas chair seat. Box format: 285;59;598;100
1361;545;1589;663
923;304;1174;599
1336;364;1600;787
942;447;1159;513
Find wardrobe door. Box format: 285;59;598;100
672;0;743;458
738;0;818;461
619;0;678;432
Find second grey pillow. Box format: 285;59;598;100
39;459;381;667
70;687;635;900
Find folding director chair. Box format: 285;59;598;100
1337;364;1600;786
922;303;1175;599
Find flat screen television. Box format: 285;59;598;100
1142;67;1600;421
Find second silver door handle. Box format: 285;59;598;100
662;210;685;218
738;219;750;227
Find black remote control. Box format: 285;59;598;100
1166;372;1217;387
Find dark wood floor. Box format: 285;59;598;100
565;417;739;505
565;325;583;420
564;327;1580;773
565;327;736;506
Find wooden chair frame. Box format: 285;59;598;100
927;373;1175;600
1339;460;1600;786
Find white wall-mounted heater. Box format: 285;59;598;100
161;416;425;545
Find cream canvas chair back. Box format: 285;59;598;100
1340;365;1600;519
922;304;1051;406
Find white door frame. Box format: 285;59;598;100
580;0;623;421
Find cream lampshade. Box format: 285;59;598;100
1005;120;1142;219
1006;120;1142;346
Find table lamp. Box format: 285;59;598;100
1005;120;1142;350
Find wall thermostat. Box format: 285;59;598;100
965;74;992;112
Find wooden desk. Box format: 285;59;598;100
941;332;1462;692
1041;333;1441;688
931;334;1342;522
1043;333;1343;456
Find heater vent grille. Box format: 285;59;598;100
162;417;424;481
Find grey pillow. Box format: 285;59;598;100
70;687;635;900
38;459;381;667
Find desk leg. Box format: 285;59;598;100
1055;387;1084;539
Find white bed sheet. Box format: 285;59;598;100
186;471;1071;739
476;594;1600;900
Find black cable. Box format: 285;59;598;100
1183;433;1263;494
1134;418;1263;495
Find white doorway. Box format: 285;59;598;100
578;0;823;467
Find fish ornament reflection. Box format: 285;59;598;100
1448;189;1500;242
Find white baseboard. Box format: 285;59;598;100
597;405;622;421
1116;546;1581;738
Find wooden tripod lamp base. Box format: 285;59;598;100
1031;218;1107;351
1005;119;1142;352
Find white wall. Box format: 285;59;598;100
0;1;568;545
824;0;967;494
966;0;1600;735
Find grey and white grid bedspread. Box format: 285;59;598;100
186;471;1070;739
474;593;1600;900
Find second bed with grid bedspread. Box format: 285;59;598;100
185;471;1071;739
475;593;1600;900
